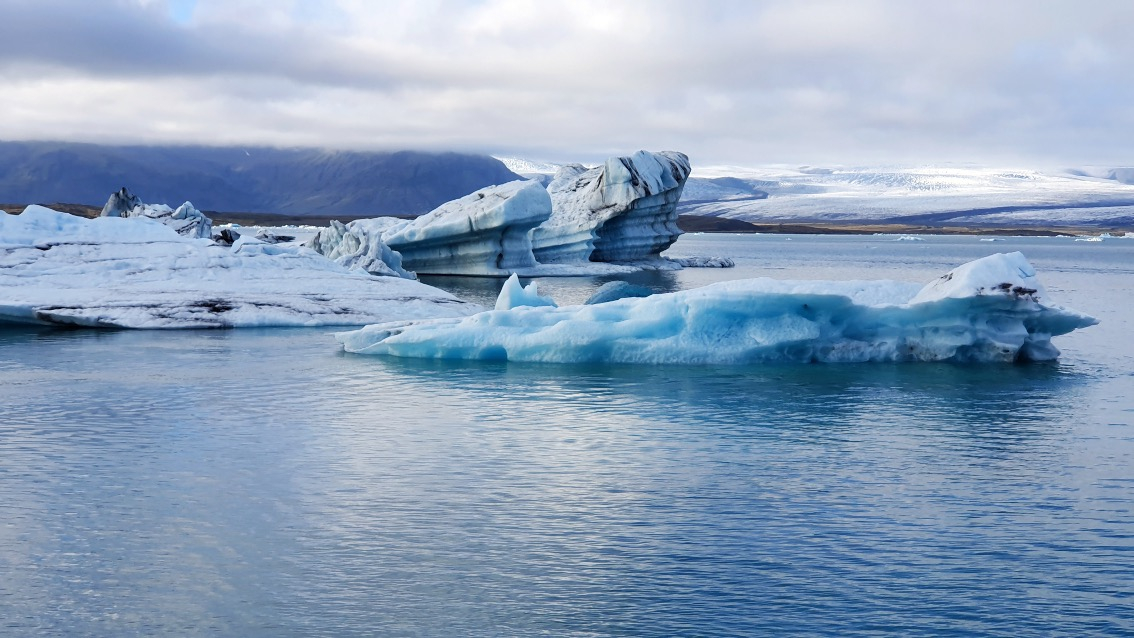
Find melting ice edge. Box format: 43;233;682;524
338;252;1098;364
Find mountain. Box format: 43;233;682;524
493;157;563;176
0;142;523;216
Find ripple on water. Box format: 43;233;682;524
1;235;1133;635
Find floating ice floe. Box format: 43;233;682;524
0;206;477;328
254;230;296;244
532;150;691;263
382;180;551;276
1074;233;1114;242
337;252;1097;364
101;187;213;239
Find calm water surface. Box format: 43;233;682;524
2;235;1132;636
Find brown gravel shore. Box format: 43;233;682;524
3;203;1128;237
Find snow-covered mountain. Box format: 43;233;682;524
493;157;563;176
678;165;1134;227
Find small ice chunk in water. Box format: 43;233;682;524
495;274;558;311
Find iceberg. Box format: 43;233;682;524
381;180;552;276
337;252;1097;364
306;218;414;279
531;151;691;264
0;206;477;328
254;230;296;244
494;274;558;311
100;187;213;239
100;186;143;218
301;155;714;277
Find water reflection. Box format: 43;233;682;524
420;269;683;307
364;355;1084;450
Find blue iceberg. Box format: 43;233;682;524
336;253;1098;364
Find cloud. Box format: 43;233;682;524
0;0;1131;166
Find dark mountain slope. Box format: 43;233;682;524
0;142;522;216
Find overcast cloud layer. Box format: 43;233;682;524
0;0;1131;166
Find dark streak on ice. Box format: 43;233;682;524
192;299;235;313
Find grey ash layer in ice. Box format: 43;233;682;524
533;150;691;263
382;180;552;276
100;187;213;240
308;150;703;278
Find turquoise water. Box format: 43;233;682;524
2;235;1132;636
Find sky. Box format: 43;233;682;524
0;0;1131;167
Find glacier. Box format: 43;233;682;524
677;165;1134;228
100;187;214;239
0;206;477;328
501;157;1134;227
532;151;691;264
382;180;552;276
336;252;1097;364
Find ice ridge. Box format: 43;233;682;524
100;187;213;239
306;218;414;279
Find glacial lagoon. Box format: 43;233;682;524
2;234;1132;635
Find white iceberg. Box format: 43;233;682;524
531;151;691;264
301;155;714;278
100;187;213;239
383;180;552;275
305;218;414;279
337;252;1097;364
0;206;477;328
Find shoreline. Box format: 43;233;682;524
674;216;1131;237
2;203;1127;237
